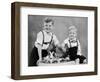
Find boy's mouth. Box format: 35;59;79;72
45;30;51;34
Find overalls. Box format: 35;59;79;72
29;31;53;66
67;40;86;64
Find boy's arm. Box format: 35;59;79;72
35;32;43;61
53;34;60;47
37;44;42;61
61;39;69;53
61;42;66;52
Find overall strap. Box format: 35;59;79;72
69;40;71;48
77;40;79;47
41;31;44;47
41;31;53;47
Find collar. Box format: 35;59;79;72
69;38;77;43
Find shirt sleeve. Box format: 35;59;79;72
61;39;68;52
62;38;70;48
52;34;59;46
61;38;69;52
35;31;43;46
77;40;82;56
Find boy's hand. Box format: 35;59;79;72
66;57;70;60
38;57;43;62
37;58;42;65
39;57;42;61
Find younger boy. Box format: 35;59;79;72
61;26;86;64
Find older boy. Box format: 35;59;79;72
29;17;59;66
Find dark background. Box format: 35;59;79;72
28;15;88;65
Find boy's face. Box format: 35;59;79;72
69;30;77;40
44;22;53;33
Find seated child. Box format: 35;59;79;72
61;25;86;64
29;17;59;66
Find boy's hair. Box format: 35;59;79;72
68;25;77;32
44;17;54;25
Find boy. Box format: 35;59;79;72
29;17;59;66
61;26;86;64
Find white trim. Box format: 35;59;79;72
20;7;95;75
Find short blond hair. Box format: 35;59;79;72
43;17;54;25
68;25;77;32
